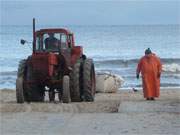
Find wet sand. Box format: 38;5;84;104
0;88;180;135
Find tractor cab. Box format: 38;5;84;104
34;29;74;53
33;29;82;66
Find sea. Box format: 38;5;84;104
0;25;180;89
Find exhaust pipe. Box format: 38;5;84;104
33;18;36;52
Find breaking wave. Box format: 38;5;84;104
162;63;180;73
0;59;180;89
95;58;180;66
0;71;17;76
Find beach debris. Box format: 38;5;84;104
96;72;124;93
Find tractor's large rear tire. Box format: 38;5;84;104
82;59;96;102
17;59;26;78
70;60;82;102
16;59;26;103
62;75;71;103
16;77;24;103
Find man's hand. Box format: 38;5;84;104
136;74;139;79
157;73;161;78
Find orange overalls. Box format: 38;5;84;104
136;54;162;98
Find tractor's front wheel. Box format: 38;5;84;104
62;75;71;103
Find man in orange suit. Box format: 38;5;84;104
136;48;162;100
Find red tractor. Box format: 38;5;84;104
16;19;96;103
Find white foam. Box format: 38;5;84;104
162;63;180;73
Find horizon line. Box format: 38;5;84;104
1;24;180;27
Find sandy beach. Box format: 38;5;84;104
1;1;180;135
0;88;179;135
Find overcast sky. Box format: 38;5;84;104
1;0;180;25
